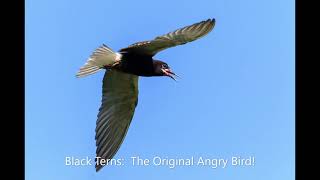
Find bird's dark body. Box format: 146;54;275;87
116;52;156;77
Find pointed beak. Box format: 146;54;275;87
162;69;179;81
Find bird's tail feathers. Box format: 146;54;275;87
76;44;121;78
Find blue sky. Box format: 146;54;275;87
26;0;295;179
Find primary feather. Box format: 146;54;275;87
95;70;139;171
120;18;215;56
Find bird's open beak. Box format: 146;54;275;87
162;69;179;81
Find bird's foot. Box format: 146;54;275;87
104;61;120;69
111;61;120;67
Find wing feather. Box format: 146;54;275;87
95;70;139;172
120;18;215;56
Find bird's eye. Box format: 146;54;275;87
162;64;168;69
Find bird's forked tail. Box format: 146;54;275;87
76;44;121;78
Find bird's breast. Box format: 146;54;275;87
117;53;154;76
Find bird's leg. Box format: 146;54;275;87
103;64;112;69
111;61;120;67
104;61;121;69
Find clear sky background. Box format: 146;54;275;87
26;0;295;179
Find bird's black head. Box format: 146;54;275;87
153;60;178;81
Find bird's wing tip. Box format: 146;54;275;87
95;165;102;172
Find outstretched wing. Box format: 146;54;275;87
120;18;215;56
95;70;139;172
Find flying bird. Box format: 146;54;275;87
76;18;215;171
